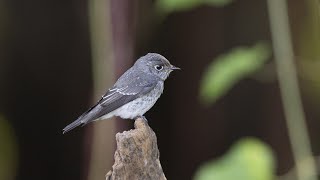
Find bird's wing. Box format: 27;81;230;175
99;78;156;111
63;76;157;133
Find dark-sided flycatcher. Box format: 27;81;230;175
63;53;180;133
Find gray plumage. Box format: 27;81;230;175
63;53;179;134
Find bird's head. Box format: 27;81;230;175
135;53;180;80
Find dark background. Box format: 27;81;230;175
1;0;319;180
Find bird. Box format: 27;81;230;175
63;53;180;134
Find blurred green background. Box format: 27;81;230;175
0;0;320;180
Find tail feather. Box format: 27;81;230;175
62;119;83;134
63;104;109;134
63;104;99;134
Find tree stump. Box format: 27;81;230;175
105;118;167;180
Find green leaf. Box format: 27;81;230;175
156;0;233;16
199;42;271;104
194;138;275;180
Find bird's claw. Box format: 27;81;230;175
136;115;148;122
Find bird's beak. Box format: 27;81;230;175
170;65;181;70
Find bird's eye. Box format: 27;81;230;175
154;65;163;71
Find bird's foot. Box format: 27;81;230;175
136;115;148;122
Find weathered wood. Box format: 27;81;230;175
106;118;167;180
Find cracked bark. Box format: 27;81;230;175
105;118;167;180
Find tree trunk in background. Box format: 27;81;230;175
110;0;137;132
86;0;115;179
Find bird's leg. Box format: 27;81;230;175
136;115;148;122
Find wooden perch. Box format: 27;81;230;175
105;118;167;180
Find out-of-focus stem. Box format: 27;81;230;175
87;0;115;179
267;1;317;180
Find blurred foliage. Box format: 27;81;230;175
199;42;271;104
296;0;320;105
194;138;275;180
297;0;320;62
156;0;233;15
0;115;18;180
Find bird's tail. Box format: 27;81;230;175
63;104;105;134
62;119;83;134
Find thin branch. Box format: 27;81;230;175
267;1;317;180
